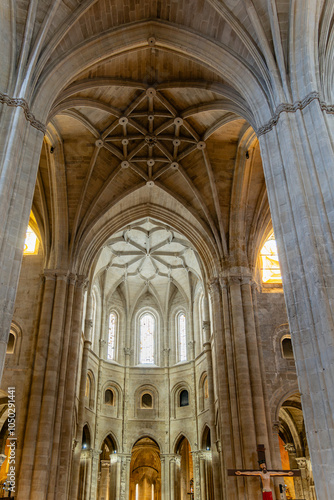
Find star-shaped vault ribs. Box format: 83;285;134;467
106;219;196;283
97;87;204;184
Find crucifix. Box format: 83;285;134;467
228;444;301;500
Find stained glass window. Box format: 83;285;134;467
24;225;38;254
260;233;282;283
140;313;154;364
108;313;116;360
178;313;187;362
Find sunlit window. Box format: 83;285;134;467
178;313;187;362
260;233;282;283
140;313;155;364
108;313;116;360
24;225;39;254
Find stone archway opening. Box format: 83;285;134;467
97;434;117;500
176;436;193;500
278;392;316;500
129;437;161;500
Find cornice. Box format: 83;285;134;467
257;91;334;137
0;92;46;134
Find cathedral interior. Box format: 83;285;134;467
0;0;333;499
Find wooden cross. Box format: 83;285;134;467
228;445;301;498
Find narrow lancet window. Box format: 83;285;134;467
178;313;187;362
108;313;116;360
140;313;154;364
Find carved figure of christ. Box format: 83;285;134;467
234;463;294;500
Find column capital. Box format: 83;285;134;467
284;443;296;454
101;459;111;468
76;275;89;289
295;457;307;468
81;448;93;460
68;272;77;285
92;449;102;459
272;420;280;434
207;278;220;296
43;269;57;281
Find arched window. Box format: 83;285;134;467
108;312;117;360
180;389;189;407
6;332;16;354
282;337;294;359
140;313;155;364
178;312;187;362
105;389;114;406
141;393;153;409
85;374;91;398
82;425;90;450
177;313;187;361
260;233;282;283
91;291;97;349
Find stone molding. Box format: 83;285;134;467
0;91;46;134
257;91;334;137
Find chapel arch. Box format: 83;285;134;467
129;436;161;500
175;435;194;500
78;425;92;500
276;392;315;500
200;426;214;500
98;434;118;500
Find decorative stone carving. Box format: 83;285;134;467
0;92;46;133
257;91;334;137
284;443;296;454
207;278;220;296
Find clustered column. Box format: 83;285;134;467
16;271;87;500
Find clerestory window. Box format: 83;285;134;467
178;312;187;362
139;313;155;364
108;312;117;360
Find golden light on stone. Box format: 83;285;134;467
23;225;39;254
260;234;282;283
